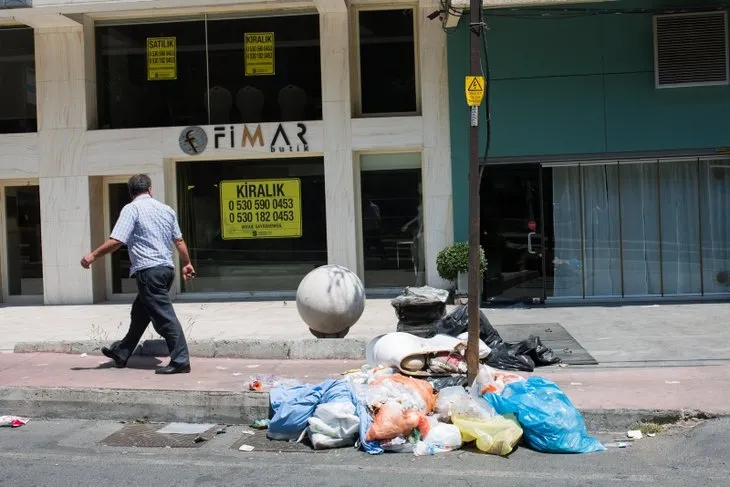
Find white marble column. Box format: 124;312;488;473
316;0;358;273
419;1;454;289
34;22;95;304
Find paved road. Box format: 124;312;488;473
0;419;728;486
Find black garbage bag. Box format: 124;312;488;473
391;286;450;326
425;375;468;392
432;304;502;347
430;305;561;373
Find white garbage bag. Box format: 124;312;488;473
299;400;360;450
413;423;463;456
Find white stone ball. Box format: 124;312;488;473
296;264;366;338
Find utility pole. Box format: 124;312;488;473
465;0;484;384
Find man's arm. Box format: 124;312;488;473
81;205;135;269
174;238;192;266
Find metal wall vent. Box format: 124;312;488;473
653;11;729;88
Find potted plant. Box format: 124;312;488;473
436;242;487;296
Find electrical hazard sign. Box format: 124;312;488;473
465;76;485;107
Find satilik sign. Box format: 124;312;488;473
212;123;308;152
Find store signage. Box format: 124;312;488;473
244;32;275;76
212;123;309;152
219;178;302;240
147;37;177;81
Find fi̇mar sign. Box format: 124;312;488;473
177;123;310;156
219;179;302;240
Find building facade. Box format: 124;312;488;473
448;0;730;304
0;0;454;305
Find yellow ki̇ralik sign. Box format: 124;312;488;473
220;178;302;239
244;32;275;76
147;37;177;81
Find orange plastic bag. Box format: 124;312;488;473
365;403;432;442
369;375;436;412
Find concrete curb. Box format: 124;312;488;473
0;386;724;433
13;339;368;360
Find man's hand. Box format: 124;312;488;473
80;253;96;269
182;263;196;281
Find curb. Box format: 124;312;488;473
13;339;368;360
0;386;724;433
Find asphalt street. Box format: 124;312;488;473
0;418;728;487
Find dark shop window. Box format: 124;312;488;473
358;9;417;115
0;27;37;134
96;19;208;129
206;15;322;124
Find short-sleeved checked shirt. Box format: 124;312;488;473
110;194;183;276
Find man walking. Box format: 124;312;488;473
80;174;195;375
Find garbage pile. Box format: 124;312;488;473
263;363;605;456
260;286;602;455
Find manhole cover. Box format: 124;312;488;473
231;429;316;453
101;423;219;448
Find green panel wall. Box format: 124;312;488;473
448;1;730;241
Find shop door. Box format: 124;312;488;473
480;164;550;305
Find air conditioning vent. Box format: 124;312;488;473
653;11;729;88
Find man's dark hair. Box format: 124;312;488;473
128;174;152;197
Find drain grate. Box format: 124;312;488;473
101;423;219;448
231;429;316;453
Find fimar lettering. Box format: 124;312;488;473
236;183;285;198
270;123;308;153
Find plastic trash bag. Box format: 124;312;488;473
431;305;561;372
356;396;383;455
413;423;463;456
367;375;436;413
435;386;495;421
451;414;523;456
268;379;356;441
365;402;431;442
472;364;526;395
426;375;468;392
485;377;606;454
301;401;360;450
391;286;449;325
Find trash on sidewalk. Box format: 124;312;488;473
605;441;631;448
0;416;29;428
238;444;255;452
430;305;561;372
251;419;270;430
248;375;300;392
391;286;450;338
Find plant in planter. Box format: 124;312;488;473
436;242;487;296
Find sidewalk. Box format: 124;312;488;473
3;299;730;366
1;352;727;430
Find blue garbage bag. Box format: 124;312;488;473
268;379;356;441
485;377;606;454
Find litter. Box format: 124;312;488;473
605;441;631;448
451;414;523;456
238;444;255;452
80;353;88;358
413;423;463;456
431;305;561;372
627;430;643;439
485;377;605;454
0;416;29;428
298;400;359;450
251;419;270;430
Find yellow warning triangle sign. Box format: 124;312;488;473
467;77;483;92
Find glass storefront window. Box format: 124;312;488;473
619;163;661;296
96;14;322;130
358;9;417;115
359;153;423;288
551;166;584;298
0;27;36;134
96;19;208;129
177;158;327;293
206;15;322;124
107;182;135;294
659;161;702;295
4;186;42;295
700;159;730;294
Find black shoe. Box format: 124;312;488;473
101;346;127;368
155;363;191;375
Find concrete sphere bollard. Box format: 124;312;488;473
296;264;366;339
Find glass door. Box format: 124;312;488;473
480;164;549;305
